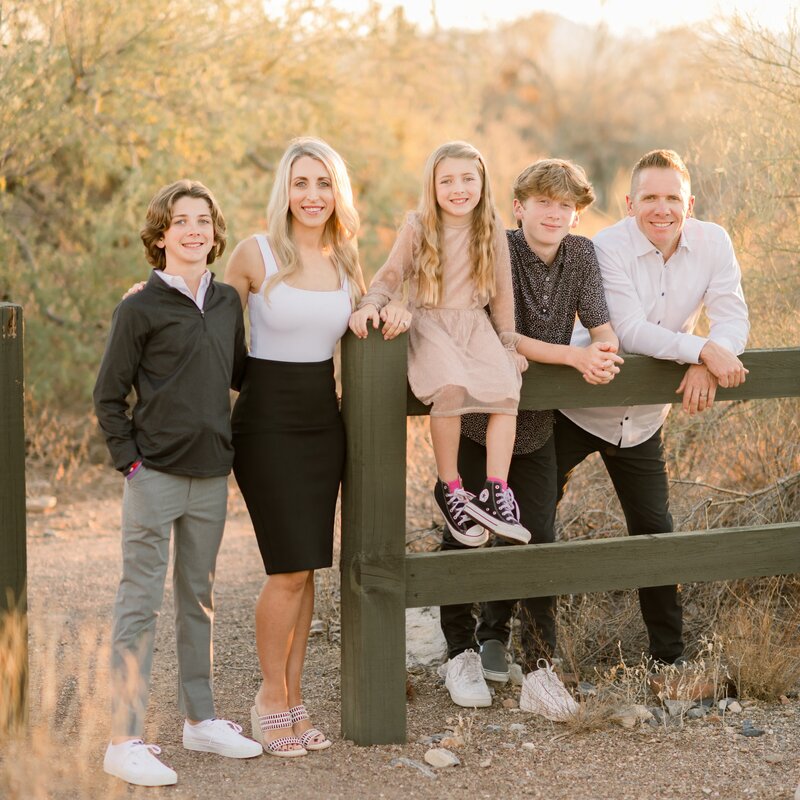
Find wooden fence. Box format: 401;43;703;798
0;302;27;726
340;334;800;745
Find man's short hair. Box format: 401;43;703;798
513;159;596;212
631;150;691;195
140;180;227;270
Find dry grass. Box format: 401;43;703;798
715;577;800;701
0;611;126;800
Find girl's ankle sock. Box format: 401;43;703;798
486;476;508;491
445;477;462;493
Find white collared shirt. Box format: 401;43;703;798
154;268;211;310
562;216;749;447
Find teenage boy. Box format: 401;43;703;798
94;180;258;787
437;160;623;717
557;149;749;668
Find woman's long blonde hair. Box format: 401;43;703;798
415;141;497;308
265;137;365;307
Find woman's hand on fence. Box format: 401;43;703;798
122;281;146;299
573;342;623;385
349;304;381;338
676;364;718;415
379;302;412;341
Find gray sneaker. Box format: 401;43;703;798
480;639;510;683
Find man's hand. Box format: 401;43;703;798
348;304;381;338
571;341;624;385
379;301;412;340
699;340;748;388
676;363;718;415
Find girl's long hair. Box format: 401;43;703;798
265;137;365;307
416;141;497;308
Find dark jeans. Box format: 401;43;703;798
554;411;684;663
439;433;558;671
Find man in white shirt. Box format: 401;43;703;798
557;149;750;665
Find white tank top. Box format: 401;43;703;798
248;235;351;362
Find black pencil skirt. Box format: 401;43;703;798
231;357;345;574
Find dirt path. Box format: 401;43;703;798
8;475;800;799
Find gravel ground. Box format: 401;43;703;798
8;473;800;800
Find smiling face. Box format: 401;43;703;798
434;157;482;224
626;167;694;260
157;195;216;273
514;194;579;256
288;155;335;232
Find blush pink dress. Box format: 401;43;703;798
359;212;521;417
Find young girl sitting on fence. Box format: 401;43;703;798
349;140;530;546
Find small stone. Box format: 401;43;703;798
27;495;57;513
794;784;800;800
429;732;447;742
309;619;325;635
577;681;597;697
779;695;790;705
702;788;712;796
741;719;765;737
508;663;524;686
479;758;492;768
484;724;503;733
439;735;464;749
500;742;516;749
664;699;695;717
726;701;743;713
650;706;666;724
521;742;536;751
509;723;527;733
424;748;460;768
687;707;708;720
42;529;57;538
610;705;653;729
391;757;438;779
502;698;519;709
764;752;784;764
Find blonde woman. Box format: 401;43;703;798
226;138;368;757
349;141;530;552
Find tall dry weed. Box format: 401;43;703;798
0;618;123;799
715;576;800;701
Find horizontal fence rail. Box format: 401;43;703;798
342;334;800;745
405;523;800;607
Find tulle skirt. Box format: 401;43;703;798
408;307;521;417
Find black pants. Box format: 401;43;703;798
554;411;684;663
439;433;558;671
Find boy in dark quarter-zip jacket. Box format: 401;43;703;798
93;180;257;788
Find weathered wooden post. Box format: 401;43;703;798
340;330;408;744
0;302;27;728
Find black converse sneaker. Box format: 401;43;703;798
434;480;489;547
463;480;531;544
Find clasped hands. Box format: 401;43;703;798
573;341;624;385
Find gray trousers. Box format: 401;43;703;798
111;466;228;737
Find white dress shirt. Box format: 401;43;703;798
562;216;749;447
154;268;211;310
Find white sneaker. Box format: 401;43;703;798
437;650;492;707
103;740;177;786
183;718;263;758
519;662;579;721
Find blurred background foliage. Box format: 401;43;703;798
1;1;799;411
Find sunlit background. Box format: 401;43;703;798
1;0;799;407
